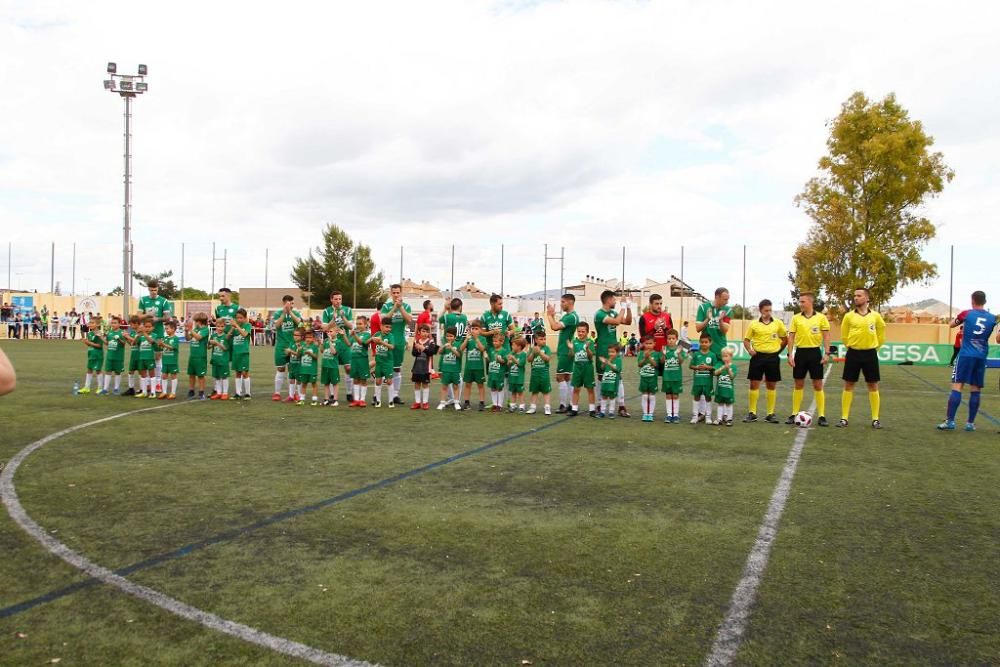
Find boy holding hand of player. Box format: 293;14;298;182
486;332;508;413
229;309;253;400
349;315;372;407
297;328;320;406
321;324;342;406
208;319;231;400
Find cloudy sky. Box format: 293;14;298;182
2;0;998;308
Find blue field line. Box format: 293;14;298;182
1;414;579;619
897;365;1000;426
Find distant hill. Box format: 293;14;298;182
897;298;955;317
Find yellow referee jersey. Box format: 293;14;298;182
744;317;787;353
789;312;830;349
841;309;886;350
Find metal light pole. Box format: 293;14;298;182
264;247;269;314
50;242;55;293
500;244;504;296
450;244;455;298
104;61;148;318
180;242;185;298
72;242;76;296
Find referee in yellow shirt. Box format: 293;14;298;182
838;287;886;429
742;299;788;423
786;292;831;426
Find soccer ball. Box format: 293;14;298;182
793;411;813;428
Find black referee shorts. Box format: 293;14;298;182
842;348;880;383
747;351;781;382
792;347;824;380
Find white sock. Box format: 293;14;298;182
672;398;679;417
693;399;701;415
375;383;383;403
640;395;648;415
560;381;569;405
155;359;162;378
275;371;285;393
128;374;134;389
617;382;626;406
84;374;92;389
701;398;710;415
288;381;296;398
114;375;121;391
345;376;354;396
588;403;595;411
414;387;421;403
648;394;656;416
171;378;178;394
244;377;251;395
600;398;607;413
717;405;725;421
393;371;402;397
359;385;367;402
423;387;430;403
104;374;111;391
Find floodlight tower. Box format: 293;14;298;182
103;62;148;317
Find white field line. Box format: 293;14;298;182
0;403;375;667
705;365;832;666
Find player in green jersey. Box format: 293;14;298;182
372;318;397;408
637;336;663;422
320;327;342;407
286;328;304;403
154;320;180;399
546;293;579;413
689;333;717;424
661;329;686;423
185;312;210;400
271;295;303;402
208;319;231;400
229;309;253;400
214;288;239;326
526;330;553;415
347;315;372;407
485;332;509;412
481;294;516;352
506;337;528;413
79;314;104;395
121;314;143;395
135;317;159;399
379;284;413;405
439;298;469;405
594;289;634;418
568;322;597;417
321;290;355;400
297;329;320;406
597;343;624;420
713;348;736;426
436;326;464;411
102;315;127;395
695;287;733;357
459;320;488;411
136;280;173;386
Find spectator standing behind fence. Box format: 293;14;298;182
69;310;80;339
60;312;69;338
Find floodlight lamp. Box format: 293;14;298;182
138;64;147;75
135;82;148;92
104;80;115;90
119;80;133;91
107;62;117;74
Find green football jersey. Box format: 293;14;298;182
571;338;593;367
272;309;303;349
530;344;552;373
321;305;354;349
530;317;545;333
215;303;239;325
696;302;733;352
715;362;736;396
594;308;619;353
638;350;662;377
210;332;229;364
373;335;393;361
690;349;717;379
286;342;301;364
487;349;506;380
481;309;513;346
440;312;469;342
160;334;180;366
379;302;412;343
557;310;579;355
508;351;527;382
350;332;371;361
299;343;319;370
601;356;623;393
137;332;157;361
662;346;685;381
86;330;104;357
189;326;210;358
137;295;172;336
439;342;462;372
463;335;487;365
321;339;339;368
105;329;126;360
230;321;252;354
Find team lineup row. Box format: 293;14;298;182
77;281;980;430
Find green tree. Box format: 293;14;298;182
109;286;124;296
132;270;179;299
793;92;953;313
784;272;827;314
178;287;212;300
290;224;384;308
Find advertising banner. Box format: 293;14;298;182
723;341;999;366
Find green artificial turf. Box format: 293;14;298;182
1;340;997;665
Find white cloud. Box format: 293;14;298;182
1;0;998;309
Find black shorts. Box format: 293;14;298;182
747;352;781;382
793;348;824;380
842;348;880;383
411;372;431;384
